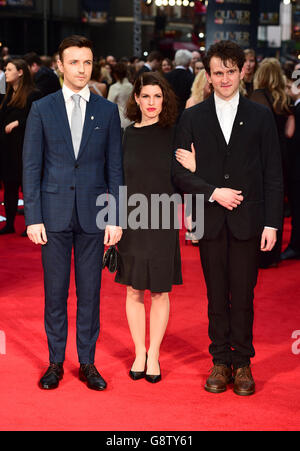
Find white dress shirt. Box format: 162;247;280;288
62;83;90;128
214;91;240;144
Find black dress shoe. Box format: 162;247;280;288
39;363;64;390
145;361;161;384
0;225;15;235
129;354;147;381
281;247;300;261
79;364;107;391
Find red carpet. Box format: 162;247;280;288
0;203;300;431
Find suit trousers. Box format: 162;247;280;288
3;179;21;228
289;180;300;252
199;224;260;369
41;204;104;364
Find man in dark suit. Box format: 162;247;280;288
23;36;123;391
281;84;300;260
173;41;283;396
164;49;194;119
136;51;162;78
24;52;61;98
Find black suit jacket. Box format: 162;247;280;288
290;102;300;182
136;65;151;79
34;66;61;98
172;94;284;240
165;68;194;118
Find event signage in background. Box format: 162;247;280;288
82;0;110;24
0;0;34;6
259;0;281;26
205;0;259;50
293;1;300;46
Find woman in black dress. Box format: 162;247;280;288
115;72;182;383
0;59;41;235
251;58;295;268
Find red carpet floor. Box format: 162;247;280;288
0;205;300;431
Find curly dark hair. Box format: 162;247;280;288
126;72;177;127
203;40;245;75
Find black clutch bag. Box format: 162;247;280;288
102;245;119;273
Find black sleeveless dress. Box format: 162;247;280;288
115;123;182;293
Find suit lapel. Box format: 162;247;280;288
205;93;248;152
228;95;247;149
77;93;98;160
52;91;75;160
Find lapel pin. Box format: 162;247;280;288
91;116;94;120
240;121;244;126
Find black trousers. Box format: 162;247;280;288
289;180;300;252
199;225;260;369
41;205;104;364
2;179;21;228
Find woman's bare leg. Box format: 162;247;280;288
147;292;170;375
126;286;147;371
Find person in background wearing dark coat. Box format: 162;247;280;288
251;58;295;268
136;51;162;78
281;79;300;260
164;49;194;120
24;52;61;98
0;59;41;235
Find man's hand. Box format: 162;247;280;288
27;224;48;245
5;121;19;134
212;188;244;210
176;143;196;173
261;228;277;252
104;225;122;246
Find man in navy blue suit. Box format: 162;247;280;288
23;36;123;391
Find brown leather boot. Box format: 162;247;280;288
233;366;255;396
205;364;232;394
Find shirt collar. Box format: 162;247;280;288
214;90;240;109
295;98;300;107
62;83;90;103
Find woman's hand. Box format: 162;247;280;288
5;121;19;134
175;143;196;173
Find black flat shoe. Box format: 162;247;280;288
0;225;15;235
145;361;161;384
39;363;64;390
129;354;147;381
281;246;300;261
79;364;107;391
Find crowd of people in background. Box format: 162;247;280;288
0;43;300;268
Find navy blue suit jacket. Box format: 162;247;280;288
23;89;123;233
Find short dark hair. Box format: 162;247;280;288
126;72;177;127
23;52;42;67
203;40;245;75
58;35;93;61
147;51;163;63
112;62;128;82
